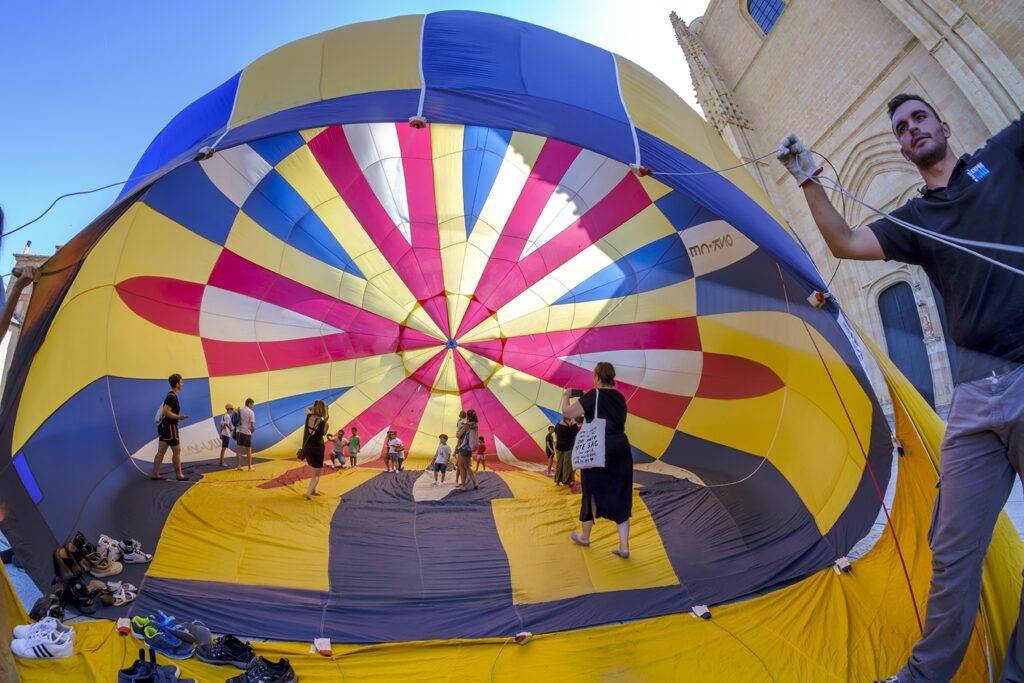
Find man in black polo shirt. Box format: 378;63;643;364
778;96;1023;682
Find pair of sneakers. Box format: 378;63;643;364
131;612;211;660
10;617;74;659
98;534;153;564
119;647;195;682
227;656;297;683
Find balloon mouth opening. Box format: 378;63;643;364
445;338;458;350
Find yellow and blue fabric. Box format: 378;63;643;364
1;11;1018;678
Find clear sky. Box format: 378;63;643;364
0;1;709;274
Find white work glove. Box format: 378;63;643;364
776;133;822;187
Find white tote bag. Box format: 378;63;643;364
571;389;606;469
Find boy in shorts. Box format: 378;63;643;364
218;403;234;467
433;434;452;485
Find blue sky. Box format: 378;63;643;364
0;1;708;273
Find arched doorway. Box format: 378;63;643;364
879;282;935;406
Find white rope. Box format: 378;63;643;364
650;150;776;177
813;175;1024;278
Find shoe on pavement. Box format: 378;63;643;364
12;616;73;641
196;634;256;668
11;627;73;659
226;656;298;683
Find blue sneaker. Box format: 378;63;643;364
131;611;179;640
118;647;196;682
141;625;195;659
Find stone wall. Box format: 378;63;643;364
687;0;1024;411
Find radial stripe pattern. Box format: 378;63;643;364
105;122;791;463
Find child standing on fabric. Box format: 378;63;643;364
329;428;346;469
545;425;555;476
218;404;234;467
433;434;452;485
473;437;487;472
347;427;360;467
387;431;405;473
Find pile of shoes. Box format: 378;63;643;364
128;614;298;682
49;531;153;615
9;616;74;660
196;633;298;681
119;647;196;683
55;532;122;581
131;611;212;660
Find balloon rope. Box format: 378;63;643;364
801;319;924;634
650;150;777;176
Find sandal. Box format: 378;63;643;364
103;584;137;607
570;532;590;548
611;549;630;559
175;475;190;482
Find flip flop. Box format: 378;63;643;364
175;476;190;482
570;532;590;548
150;476;166;481
611;549;630;559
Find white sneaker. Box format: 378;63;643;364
97;534;122;561
11;627;73;659
118;539;152;564
12;616;73;641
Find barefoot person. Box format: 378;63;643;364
152;374;189;482
217;404;233;467
552;416;579;487
302;401;329;499
778;97;1024;682
545;425;556;476
473;437;487;472
347;426;360;468
562;362;632;558
236;399;256;471
454;411;467;486
456;410;479;490
328;428;346;469
387;430;405;474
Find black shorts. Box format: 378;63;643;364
158;421;180;448
220;435;230;448
433;462;447;473
236;433;252;448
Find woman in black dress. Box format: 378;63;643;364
303;400;329;500
560;362;633;558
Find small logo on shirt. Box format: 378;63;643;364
966;162;990;182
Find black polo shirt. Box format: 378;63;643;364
868;113;1024;382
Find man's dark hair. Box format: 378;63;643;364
245;398;254;407
168;373;182;388
887;93;940;122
